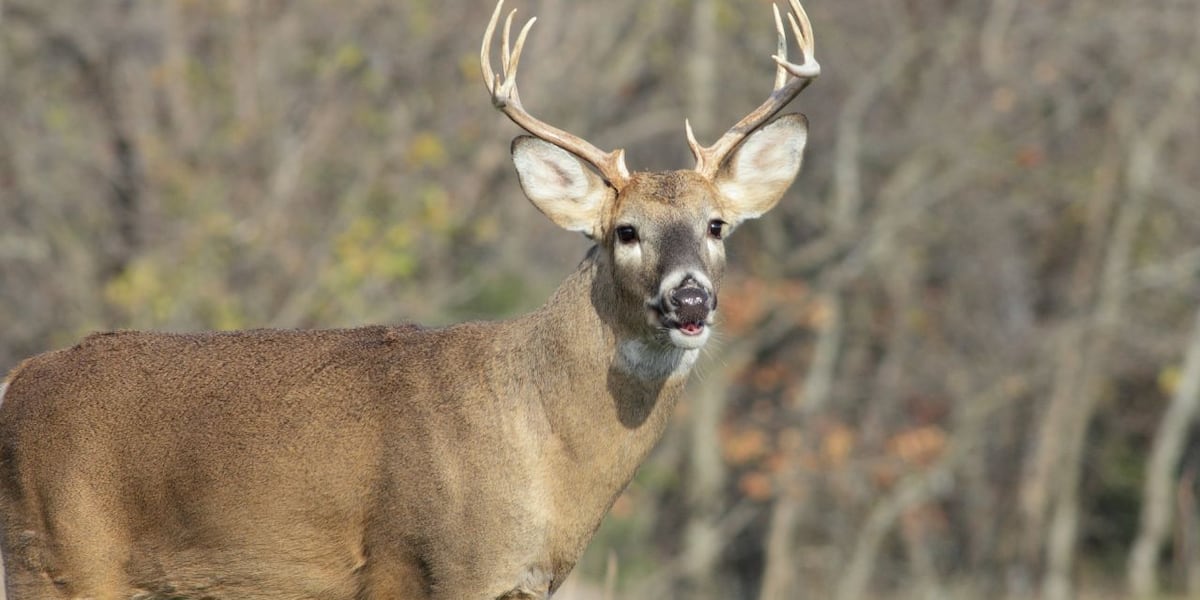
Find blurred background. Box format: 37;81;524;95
1;0;1198;598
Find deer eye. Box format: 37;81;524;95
708;220;727;240
615;225;639;244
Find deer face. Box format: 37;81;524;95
605;171;725;350
511;113;808;351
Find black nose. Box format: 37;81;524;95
668;284;711;323
670;286;709;310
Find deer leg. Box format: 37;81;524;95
1;544;71;600
495;590;546;600
358;548;433;600
33;491;131;600
493;566;553;600
3;569;71;600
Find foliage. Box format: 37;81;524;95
1;1;1199;598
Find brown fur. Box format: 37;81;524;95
0;254;686;600
0;242;689;600
0;116;808;600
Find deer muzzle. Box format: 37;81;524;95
655;274;715;348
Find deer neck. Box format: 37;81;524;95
500;248;696;520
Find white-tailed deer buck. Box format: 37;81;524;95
0;1;818;598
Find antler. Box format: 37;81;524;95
481;0;631;189
687;0;820;179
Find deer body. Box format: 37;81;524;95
1;1;819;597
0;240;687;599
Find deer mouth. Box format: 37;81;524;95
668;317;707;337
662;313;711;349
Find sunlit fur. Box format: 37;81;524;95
0;116;807;600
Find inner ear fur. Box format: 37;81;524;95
714;113;808;230
511;136;614;239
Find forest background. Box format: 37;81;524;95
1;1;1198;598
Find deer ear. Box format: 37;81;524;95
512;136;613;239
714;113;808;230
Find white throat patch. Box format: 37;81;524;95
0;380;7;409
616;339;700;381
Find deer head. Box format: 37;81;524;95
482;0;819;354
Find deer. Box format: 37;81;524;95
0;1;818;598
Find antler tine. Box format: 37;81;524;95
481;1;502;99
690;0;820;179
481;0;631;189
778;0;818;79
772;4;788;90
501;8;514;75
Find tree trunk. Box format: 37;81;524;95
1040;62;1196;599
1128;307;1200;596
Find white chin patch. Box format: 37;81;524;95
668;325;710;350
0;380;7;409
617;339;701;381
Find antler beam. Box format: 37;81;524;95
687;0;820;178
481;0;631;189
